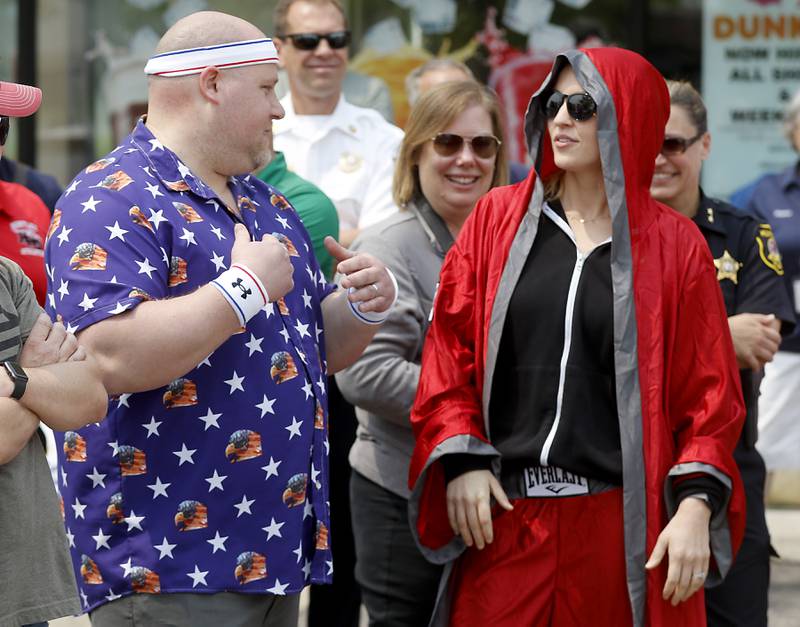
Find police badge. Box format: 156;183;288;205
713;250;742;284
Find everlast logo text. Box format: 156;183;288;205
524;466;590;498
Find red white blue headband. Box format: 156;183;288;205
144;38;279;77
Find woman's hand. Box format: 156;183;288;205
446;469;513;550
645;497;712;605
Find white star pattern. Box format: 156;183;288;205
65;321;78;334
65;527;75;548
207;531;229;553
301;380;313;400
47;293;55;309
303;500;313;519
71;497;87;519
80;195;101;213
275;215;291;230
64;178;81;195
147;476;171;499
142;416;162;438
135;257;157;278
316;375;327;396
294;319;311;339
107;440;120;456
255;395;276;417
117;393;132;407
119;558;133;577
267;578;289;595
305;264;314;281
205;469;227;492
224;371;245;394
177;161;192;179
78;292;98;312
261;456;281;479
285;417;303;440
187;565;209;588
279;327;291;343
263;302;274;318
262;517;284;540
234;494;255;517
302;559;311;579
326;560;334;576
123;511;145;531
210;225;226;240
105;589;122;602
198;408;222;430
57;278;70;299
109;301;131;315
210;251;226;271
245;334;263;356
80;589;88;607
173;443;197;466
62;468;68;487
86;466;106;488
141;165;154;178
292;541;304;564
57;226;72;246
144;182;164;199
154;537;177;559
148;208;167;229
302;289;312;309
179;227;197;246
207;199;220;212
105;221;128;241
149;138;164;151
311;463;321;489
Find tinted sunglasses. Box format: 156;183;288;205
543;91;597;122
285;30;351;51
661;132;703;155
0;116;8;146
431;133;501;159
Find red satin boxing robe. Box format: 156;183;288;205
408;47;745;627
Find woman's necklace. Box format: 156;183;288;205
566;212;611;224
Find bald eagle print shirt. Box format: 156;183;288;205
45;120;335;612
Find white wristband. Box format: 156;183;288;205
347;268;399;325
211;263;269;326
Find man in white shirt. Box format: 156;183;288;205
272;0;403;247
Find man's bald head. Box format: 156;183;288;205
155;11;265;56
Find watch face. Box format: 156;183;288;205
4;361;27;381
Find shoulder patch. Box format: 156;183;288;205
755;223;784;275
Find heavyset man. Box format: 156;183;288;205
45;11;395;627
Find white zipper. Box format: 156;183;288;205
540;248;585;466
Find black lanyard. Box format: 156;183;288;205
412;196;455;257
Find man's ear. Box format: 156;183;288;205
198;66;223;104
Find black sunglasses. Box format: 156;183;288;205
284;30;351;51
661;132;704;155
543;91;597;122
0;116;8;146
431;133;501;160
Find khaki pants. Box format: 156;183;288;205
90;591;299;627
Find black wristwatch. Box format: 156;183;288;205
3;361;28;400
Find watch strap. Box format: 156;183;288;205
3;361;28;400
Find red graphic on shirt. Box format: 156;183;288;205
69;242;108;271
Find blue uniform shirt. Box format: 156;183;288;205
45;120;335;612
732;163;800;352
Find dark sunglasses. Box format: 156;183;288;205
661;132;704;155
0;116;8;146
543;91;597;122
284;30;351;51
431;133;501;159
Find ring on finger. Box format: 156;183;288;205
692;571;706;580
370;283;379;293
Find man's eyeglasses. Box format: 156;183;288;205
0;116;9;147
661;132;704;155
284;31;351;51
431;133;501;160
543;91;597;122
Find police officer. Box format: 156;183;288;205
651;79;796;627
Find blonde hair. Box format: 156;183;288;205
393;81;508;208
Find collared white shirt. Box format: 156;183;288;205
274;95;403;231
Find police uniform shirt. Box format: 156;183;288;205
693;191;796;445
273;95;403;232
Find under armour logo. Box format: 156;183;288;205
231;278;252;299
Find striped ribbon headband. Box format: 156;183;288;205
144;38;279;77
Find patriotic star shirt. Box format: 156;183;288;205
45;120;335;612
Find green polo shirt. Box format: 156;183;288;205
257;152;339;279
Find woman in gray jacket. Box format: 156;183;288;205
336;81;508;626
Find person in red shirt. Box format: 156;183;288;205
0;115;50;305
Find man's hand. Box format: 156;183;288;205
230;223;294;302
645;497;711;606
324;236;395;313
19;313;85;368
728;313;781;370
446;469;514;550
